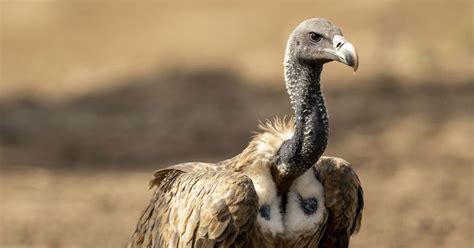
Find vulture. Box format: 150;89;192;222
128;18;364;248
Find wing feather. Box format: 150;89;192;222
128;164;258;248
314;156;364;248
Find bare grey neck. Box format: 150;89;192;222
273;43;329;193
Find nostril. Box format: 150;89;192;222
336;42;343;49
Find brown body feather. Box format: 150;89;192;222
128;119;363;248
315;157;364;248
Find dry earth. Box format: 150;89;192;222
1;70;473;248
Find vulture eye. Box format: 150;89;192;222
309;32;323;42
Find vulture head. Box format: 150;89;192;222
286;18;359;71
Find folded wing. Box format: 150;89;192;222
314;156;364;248
128;166;259;248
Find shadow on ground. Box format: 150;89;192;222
0;69;472;169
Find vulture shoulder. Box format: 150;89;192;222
127;164;259;248
314;156;364;248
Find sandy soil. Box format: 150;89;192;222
2;1;472;100
1;70;473;247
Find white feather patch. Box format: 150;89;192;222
284;168;326;234
244;161;284;235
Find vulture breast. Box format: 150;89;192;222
244;160;327;245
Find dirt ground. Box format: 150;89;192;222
1;1;473;248
1;70;473;248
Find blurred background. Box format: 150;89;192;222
0;1;472;247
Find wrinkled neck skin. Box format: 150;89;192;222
273;44;329;195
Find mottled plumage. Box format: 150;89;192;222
128;18;363;248
128;120;363;248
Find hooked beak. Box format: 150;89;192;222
324;35;359;72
